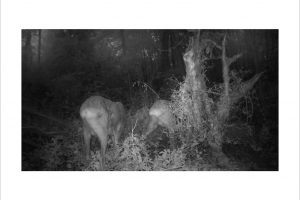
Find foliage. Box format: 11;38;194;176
84;151;103;171
22;117;84;171
152;147;186;170
21;30;278;171
119;134;152;171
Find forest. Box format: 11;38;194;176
21;29;278;171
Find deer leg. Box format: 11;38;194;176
113;123;123;146
145;116;159;136
82;125;91;160
98;132;107;170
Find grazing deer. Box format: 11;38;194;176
145;100;176;146
80;96;125;167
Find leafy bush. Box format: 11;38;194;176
119;134;152;171
152;147;186;170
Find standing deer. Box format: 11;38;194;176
145;100;176;142
80;96;125;167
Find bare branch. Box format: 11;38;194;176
227;53;242;66
131;119;138;137
221;36;243;98
222;35;229;97
230;71;264;105
239;71;264;95
136;81;160;99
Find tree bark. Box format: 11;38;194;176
38;30;42;68
181;33;263;167
160;30;171;72
120;30;127;56
23;30;33;69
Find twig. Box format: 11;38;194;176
222;35;229;97
131;119;138;137
136;81;160;99
203;89;222;95
227;53;242;66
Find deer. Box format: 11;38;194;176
80;96;125;168
145;100;176;148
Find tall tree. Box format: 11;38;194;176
38;29;42;68
180;31;263;166
160;30;172;72
22;30;33;70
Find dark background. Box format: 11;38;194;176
21;29;278;171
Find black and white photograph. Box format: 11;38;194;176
22;29;278;171
1;0;299;200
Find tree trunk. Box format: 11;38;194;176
168;32;174;70
160;30;171;72
23;30;33;69
120;30;127;56
181;33;263;167
38;30;42;68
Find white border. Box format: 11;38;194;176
1;0;299;200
